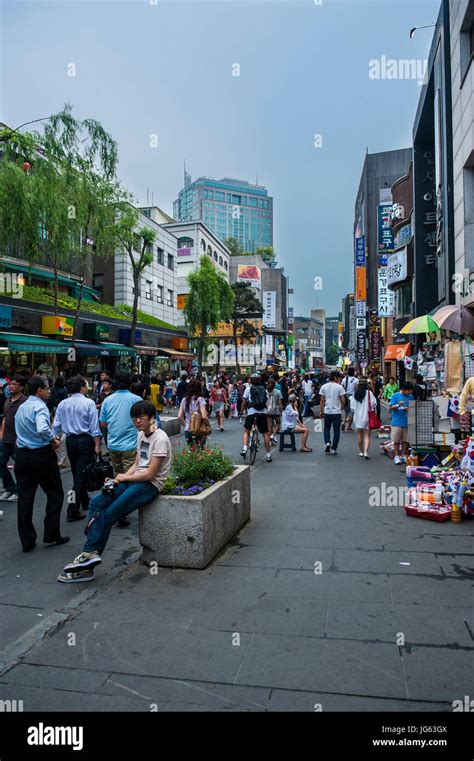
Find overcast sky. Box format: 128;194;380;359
1;0;440;316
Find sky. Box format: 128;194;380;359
0;0;441;317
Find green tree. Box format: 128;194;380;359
223;237;244;257
115;206;156;348
184;256;235;366
231;282;263;376
326;343;339;365
255;246;276;266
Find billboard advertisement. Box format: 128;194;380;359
355;267;366;301
237;264;261;289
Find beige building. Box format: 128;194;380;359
450;0;474;305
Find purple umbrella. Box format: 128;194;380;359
437;307;474;335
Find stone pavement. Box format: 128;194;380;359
0;417;473;712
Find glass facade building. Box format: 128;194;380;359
173;177;273;252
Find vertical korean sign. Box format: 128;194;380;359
355;236;366;362
377;268;394;317
377;205;395;255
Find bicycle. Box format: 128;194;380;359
249;420;260;465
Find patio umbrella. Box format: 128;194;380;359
431;305;458;324
400;314;439;334
436;306;474;335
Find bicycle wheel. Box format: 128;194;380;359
249;429;259;465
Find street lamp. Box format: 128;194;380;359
409;23;436;39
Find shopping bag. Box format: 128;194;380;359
189;411;212;437
83;454;114;492
368;393;381;430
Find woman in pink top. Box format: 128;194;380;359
209;380;228;432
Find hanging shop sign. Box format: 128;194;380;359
41;315;74;337
265;334;273;355
0;306;12;328
356;330;366;362
237;264;261;289
377;204;395;254
83;322;110;341
355;267;366;301
394;222;412;250
378;267;395;317
262;291;276;328
356;318;366;330
355;236;366;266
356;301;366;318
118;328;142;345
387;248;407;286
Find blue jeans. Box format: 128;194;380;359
303;396;312;417
84;481;159;555
324;414;341;450
0;441;17;493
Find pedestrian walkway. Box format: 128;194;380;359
1;420;473;711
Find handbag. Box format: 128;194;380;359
367;393;382;430
83;454;114;492
189;411;212;437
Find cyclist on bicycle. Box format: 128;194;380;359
240;374;272;463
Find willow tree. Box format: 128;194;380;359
115;206;156;348
184;256;235;367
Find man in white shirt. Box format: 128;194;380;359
341;368;358;432
320;371;346;455
302;375;314;417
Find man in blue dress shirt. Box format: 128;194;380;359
53;375;102;522
14;375;68;552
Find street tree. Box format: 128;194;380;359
231;282;263;376
115;206;156;348
223;237;244;257
184;256;235;367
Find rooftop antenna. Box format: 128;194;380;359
147;188;149;206
152;191;154;207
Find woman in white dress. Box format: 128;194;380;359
350;379;377;459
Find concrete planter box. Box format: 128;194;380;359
139;465;250;569
159;417;181;437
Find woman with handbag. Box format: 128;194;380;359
350;379;378;459
178;379;210;449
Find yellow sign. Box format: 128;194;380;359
171;337;188;350
355;267;366;302
42;315;74;337
194;320;262;338
177;294;187;310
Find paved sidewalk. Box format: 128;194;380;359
1;419;473;711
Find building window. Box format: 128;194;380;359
395;284;412;318
201;238;206;251
167;289;174;307
93;274;103;291
157;285;163;304
145;280;152;300
167;254;174;270
177;237;194;248
214;191;225;201
219;256;223;266
231;194;241;204
156;247;164;265
460;16;474;84
224;261;228;271
249;197;257;207
207;245;212;255
213;251;218;261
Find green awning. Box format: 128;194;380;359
0;332;70;354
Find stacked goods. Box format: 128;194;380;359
405;483;451;521
380;440;395;458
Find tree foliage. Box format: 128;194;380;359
184;256;235;366
231;282;263;375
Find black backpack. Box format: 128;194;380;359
250;384;267;411
0;381;7;416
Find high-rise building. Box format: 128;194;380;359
173;176;273;252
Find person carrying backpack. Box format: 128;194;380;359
240;374;272;462
341;368;358;432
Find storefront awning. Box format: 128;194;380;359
384;343;411;360
0;332;70;354
96;342;136;357
135;345;159;356
156;347;195;360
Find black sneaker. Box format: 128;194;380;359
324;443;331;454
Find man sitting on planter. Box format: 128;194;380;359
58;401;172;583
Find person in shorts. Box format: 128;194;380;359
240;375;272;462
389;381;414;465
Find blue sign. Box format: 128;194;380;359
118;328;142;345
0;306;12;328
355;237;365;265
379;255;388;266
377;205;394;254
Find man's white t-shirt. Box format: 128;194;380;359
320;382;345;414
303;380;313;396
342;376;358;396
136;428;172;491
